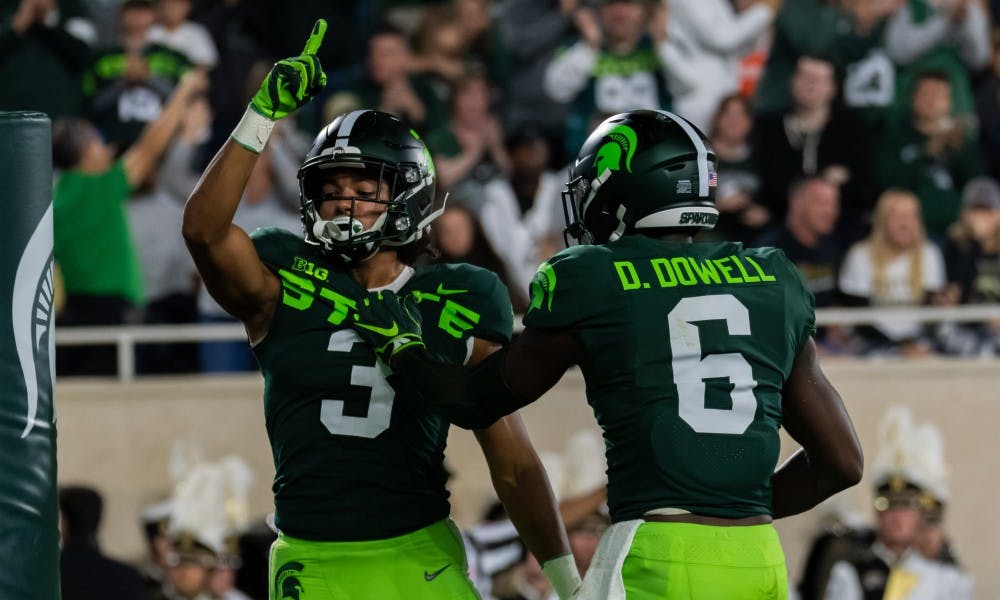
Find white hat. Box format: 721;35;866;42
871;406;949;513
166;441;254;560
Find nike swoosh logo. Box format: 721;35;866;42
355;321;399;337
436;283;467;295
424;564;450;581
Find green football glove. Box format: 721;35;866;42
250;19;328;120
352;291;425;365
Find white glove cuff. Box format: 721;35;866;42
230;107;275;154
542;553;582;600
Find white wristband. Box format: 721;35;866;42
230;107;275;154
541;553;582;600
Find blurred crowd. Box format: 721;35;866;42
6;0;1000;375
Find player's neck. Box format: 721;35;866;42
351;250;405;290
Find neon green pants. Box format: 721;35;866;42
621;522;788;599
268;519;480;599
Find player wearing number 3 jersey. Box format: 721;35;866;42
350;110;865;599
182;19;579;600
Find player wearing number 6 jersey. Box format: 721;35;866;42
182;19;579;600
350;109;865;599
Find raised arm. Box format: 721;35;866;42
122;69;207;189
182;20;327;338
771;338;863;519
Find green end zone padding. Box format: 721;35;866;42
0;111;60;599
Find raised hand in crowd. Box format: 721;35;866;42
379;78;427;127
843;0;905;32
10;0;55;34
574;6;602;49
648;2;669;44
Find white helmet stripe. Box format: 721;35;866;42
334;110;368;148
655;110;710;197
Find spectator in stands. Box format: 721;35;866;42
324;25;445;137
430;203;523;308
155;451;253;600
84;0;194;152
147;0;218;68
663;0;778;131
128;94;208;375
877;69;985;238
427;72;512;199
139;500;173;598
52;70;206;376
0;0;96;119
838;189;947;356
59;485;145;600
499;0;575;161
756;176;844;308
543;0;689;157
754;0;899;116
454;0;509;85
935;176;1000;355
975;36;1000;181
885;0;991;125
709;94;768;243
412;9;469;98
753;54;876;237
825;406;972;599
479;130;567;309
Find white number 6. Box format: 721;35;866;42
669;294;758;435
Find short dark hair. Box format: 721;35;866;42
788;174;834;199
59;485;103;540
51;119;95;170
914;69;952;87
369;23;409;43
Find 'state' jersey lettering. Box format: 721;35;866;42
523;235;815;520
250;228;512;541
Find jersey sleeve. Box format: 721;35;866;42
413;264;515;365
774;248;817;357
522;246;611;331
446;265;514;345
250;226;300;270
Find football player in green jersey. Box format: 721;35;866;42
350;109;865;599
181;20;581;600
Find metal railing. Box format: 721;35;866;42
53;304;1000;381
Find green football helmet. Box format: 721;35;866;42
562;110;719;245
298;110;441;264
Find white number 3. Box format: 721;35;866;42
320;330;395;438
669;294;758;435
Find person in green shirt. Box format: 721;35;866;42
181;21;581;599
352;109;864;599
52;69;206;375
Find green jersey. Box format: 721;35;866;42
250;228;512;541
523;235;815;521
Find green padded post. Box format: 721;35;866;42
0;111;60;599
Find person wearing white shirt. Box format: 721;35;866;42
663;0;777;131
478;132;567;308
146;0;218;68
838;189;946;354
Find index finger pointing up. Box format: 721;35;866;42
302;19;327;55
